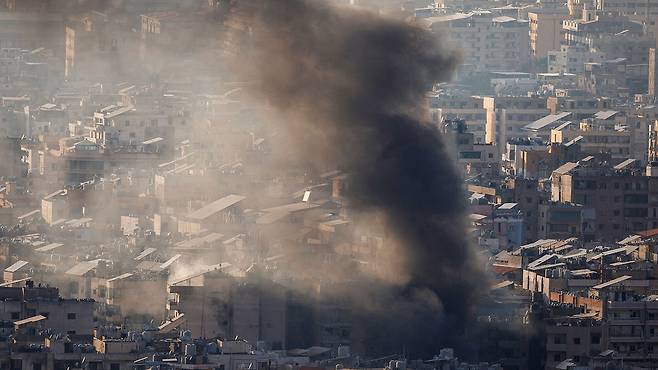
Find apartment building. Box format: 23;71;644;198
483;96;549;147
441;119;499;178
563;13;644;49
168;267;287;348
550;159;658;240
550;112;647;162
545;317;603;368
538;202;595;240
0;282;94;335
528;8;568;59
547;94;613;120
604;299;658;365
548;45;607;74
425;11;530;72
596;0;658;16
429;94;487;143
511;141;582;180
91;104;169;146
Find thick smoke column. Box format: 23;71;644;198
223;0;487;356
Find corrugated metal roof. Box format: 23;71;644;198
592;275;631;289
134;247;157;261
524;112;571;131
107;273;133;282
35;243;63;252
160;254;182;269
613;158;637;170
186;194;246;221
14;315;46;327
5;260;28;273
594;110;619;120
65;260;99;276
143;137;164;145
554;162;579;175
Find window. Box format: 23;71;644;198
110;364;120;370
591;334;600;344
10;312;19;320
67;313;76;320
573;337;581;345
125;120;130;127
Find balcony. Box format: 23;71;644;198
608;336;644;342
609;319;643;325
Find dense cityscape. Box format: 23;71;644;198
2;0;658;369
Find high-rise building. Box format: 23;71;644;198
528;9;569;59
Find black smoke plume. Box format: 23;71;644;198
221;0;487;357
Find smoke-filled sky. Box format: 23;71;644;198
221;0;487;355
21;0;488;357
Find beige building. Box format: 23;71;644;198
0;284;95;335
528;9;569;59
424;11;531;72
429;94;487;143
177;194;246;234
105;272;168;322
168;267;287;348
483;96;550;147
545;318;603;367
596;0;658;15
551;110;648;162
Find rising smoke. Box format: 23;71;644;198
220;0;487;356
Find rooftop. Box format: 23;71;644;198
186;194;246;221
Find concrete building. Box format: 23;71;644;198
550;159;658;240
538;202;596;240
105;272;168;322
545;317;603;368
563;13;644;50
441;119;499;178
528;9;568;59
483;96;550;147
177;194;246;234
424;11;531;72
548;45;607;74
0;282;94;335
596;0;658;16
492;203;525;249
168;267;287;348
429;94;487;143
510;140;582;180
64;13;139;81
550;111;647;162
547;94;613;120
